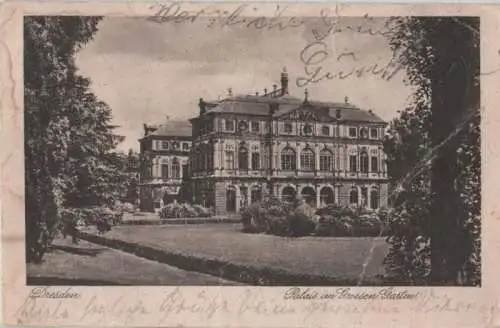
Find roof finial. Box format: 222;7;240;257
304;88;309;102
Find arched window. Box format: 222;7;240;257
172;157;181;179
349;187;359;205
281;147;296;170
320;187;335;206
282;186;296;203
370;189;380;209
360;150;369;173
238;146;249;170
300;148;315;171
320;149;333;171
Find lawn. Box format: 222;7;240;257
27;237;241;285
100;223;390;284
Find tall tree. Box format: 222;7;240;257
384;17;480;285
24;17;132;263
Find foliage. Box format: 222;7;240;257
314;204;389;237
159;202;211;219
24;17;134;262
383;17;480;285
241;196;316;237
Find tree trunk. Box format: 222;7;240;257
429;18;478;284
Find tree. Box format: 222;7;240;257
24;17;133;263
384;17;480;285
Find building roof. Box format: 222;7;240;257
203;94;386;124
144;120;192;138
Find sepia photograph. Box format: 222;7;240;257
23;8;480;288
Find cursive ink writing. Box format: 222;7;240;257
15;298;69;324
29;287;81;299
157;288;229;323
149;2;304;30
79;295;148;324
297;10;403;87
296;39;404;87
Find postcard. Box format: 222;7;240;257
1;2;500;327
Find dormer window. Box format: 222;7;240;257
284;123;293;134
349;127;357;137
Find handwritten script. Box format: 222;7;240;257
14;288;499;325
296;9;404;87
149;2;304;30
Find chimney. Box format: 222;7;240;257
280;67;289;95
199;98;206;115
344;96;349;103
264;88;268;96
336;109;341;119
256;92;259;96
228;88;233;97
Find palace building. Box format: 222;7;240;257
188;69;389;215
138;120;192;212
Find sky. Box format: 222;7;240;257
76;14;414;151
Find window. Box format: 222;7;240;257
162;141;169;150
172;158;180;179
152;140;159;150
371;156;378;172
225;151;234;169
238;120;248;133
349;127;357;137
238;147;248;170
300;148;315;171
349;155;357;172
182;142;189;151
370;128;378;139
161;164;169;178
322;125;330;136
320;149;333;171
251;152;260;170
302;124;313;135
360;151;369;173
251;121;260;133
371;189;380;209
226;120;235;132
281;147;296;170
207;149;213;170
360;128;368;139
350;187;359;204
284;123;293;133
172;141;180;150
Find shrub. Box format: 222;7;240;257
58;206;122;240
159;202;211;219
241;197;315;237
192;204;211;217
313;205;388;237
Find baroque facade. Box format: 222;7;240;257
189;70;389;215
138;120;192;212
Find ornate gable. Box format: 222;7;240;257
279;106;332;122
